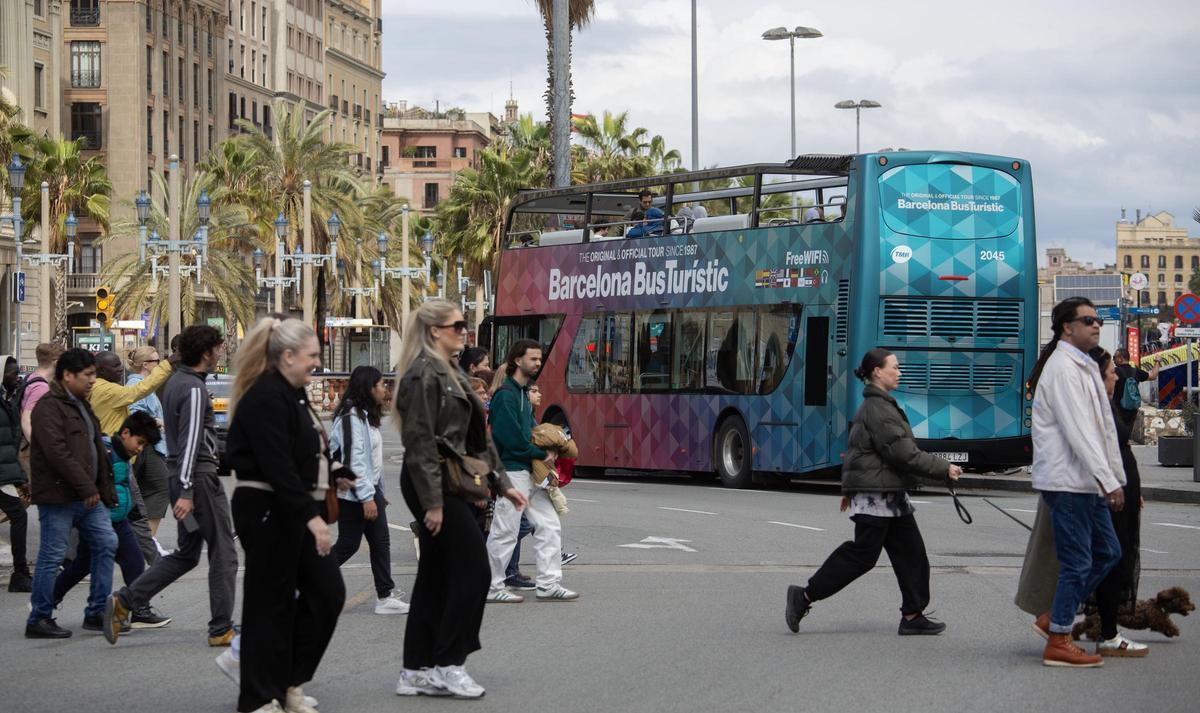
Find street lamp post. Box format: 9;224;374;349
834;99;883;153
5;157;25;357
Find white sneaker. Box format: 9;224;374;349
1097;632;1149;657
215;648;240;686
430;665;486;698
536;583;579;601
374;594;410;615
284;686;319;713
396;668;452;697
485;589;524;603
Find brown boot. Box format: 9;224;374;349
1043;633;1104;668
1032;612;1050;640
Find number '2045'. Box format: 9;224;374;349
979;250;1006;261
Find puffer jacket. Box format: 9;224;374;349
395;354;513;511
840;385;950;494
0;392;24;487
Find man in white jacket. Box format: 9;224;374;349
1030;297;1124;668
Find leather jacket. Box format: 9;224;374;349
395;353;512;511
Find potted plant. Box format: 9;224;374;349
1158;401;1196;467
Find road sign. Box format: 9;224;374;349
1175;293;1200;323
11;271;24;303
1175;327;1200;338
1129;272;1149;291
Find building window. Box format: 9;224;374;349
70;0;100;27
70;41;102;88
33;63;45;109
70;103;103;149
147;108;154;153
423;183;439;209
1159;255;1167;268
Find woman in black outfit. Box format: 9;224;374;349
226;317;348;713
1089;346;1146;657
393;299;528;699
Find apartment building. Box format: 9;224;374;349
324;0;383;177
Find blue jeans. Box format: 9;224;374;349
29;501;118;623
1042;491;1122;634
53;518;144;606
505;514;535;578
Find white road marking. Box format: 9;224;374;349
619;536;697;552
1153;522;1200;530
658;506;718;515
1140;548;1169;554
1006;508;1038;514
768;521;825;532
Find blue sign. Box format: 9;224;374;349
11;271;23;303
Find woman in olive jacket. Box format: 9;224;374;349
785;348;962;635
393;299;527;700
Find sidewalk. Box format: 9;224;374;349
957;445;1200;504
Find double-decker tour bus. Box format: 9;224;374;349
491;151;1036;487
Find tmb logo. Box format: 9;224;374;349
890;245;913;264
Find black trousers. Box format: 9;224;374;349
401;466;490;669
805;513;931;616
233;489;346;713
0;489;27;572
333;491;395;599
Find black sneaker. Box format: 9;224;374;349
7;568;32;593
785;586;811;633
84;614;129;633
504;573;537;591
131;605;172;629
25;617;72;639
898;613;947;636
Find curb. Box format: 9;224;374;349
955;476;1200;505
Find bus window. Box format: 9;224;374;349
566;316;602;393
757;305;802;394
708;311;755;394
603;314;633;393
634;312;672;391
672;311;705;390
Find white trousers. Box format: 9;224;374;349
487;470;562;590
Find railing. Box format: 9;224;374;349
67;273;101;291
72;130;102;150
70;7;100;27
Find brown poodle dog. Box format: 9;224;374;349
1073;587;1196;641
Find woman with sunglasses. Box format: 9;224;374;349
127;346;170;539
393;300;528;699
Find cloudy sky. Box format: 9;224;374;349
382;0;1198;267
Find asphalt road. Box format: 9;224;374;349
3;428;1200;713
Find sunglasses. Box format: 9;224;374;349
437;320;469;333
1071;316;1103;327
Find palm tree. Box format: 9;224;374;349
435;142;546;326
100;170;258;337
534;0;595;187
225;100;362;340
21;136;112;342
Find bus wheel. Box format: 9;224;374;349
714;416;752;489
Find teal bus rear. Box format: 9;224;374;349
847;151;1036;468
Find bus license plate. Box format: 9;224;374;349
930;452;968;463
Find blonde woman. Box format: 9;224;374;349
393;299;527;699
126;346;170;536
224;318;347;713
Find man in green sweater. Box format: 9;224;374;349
485;340;578;603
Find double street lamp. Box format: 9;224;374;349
834;99;883;153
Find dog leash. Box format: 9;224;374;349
947;484;973;524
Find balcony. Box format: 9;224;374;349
70;7;101;27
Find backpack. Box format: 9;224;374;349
1120;375;1142;411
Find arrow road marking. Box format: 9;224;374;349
657;506;718;515
768;521;825;532
619;537;697;552
1153;522;1200;530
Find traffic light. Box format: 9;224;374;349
95;286;114;328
